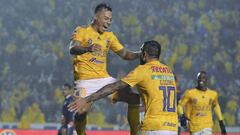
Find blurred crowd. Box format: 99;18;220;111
0;0;239;129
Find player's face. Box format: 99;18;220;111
197;73;208;90
62;87;70;97
94;9;112;34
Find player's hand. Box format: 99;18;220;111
180;114;188;129
68;96;91;114
86;44;101;52
219;120;227;135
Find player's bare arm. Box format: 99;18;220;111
69;40;101;55
68;81;129;113
85;80;129;102
116;48;141;60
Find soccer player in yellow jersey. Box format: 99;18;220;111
178;71;227;135
69;3;140;135
69;40;179;135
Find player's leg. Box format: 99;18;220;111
111;86;140;135
128;104;140;135
77;77;140;135
73;78;117;135
74;112;87;135
73;80;94;135
139;130;178;135
58;125;67;135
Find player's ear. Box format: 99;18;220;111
142;51;147;58
93;14;97;20
94;12;100;20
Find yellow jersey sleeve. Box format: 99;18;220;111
180;90;191;106
71;26;85;42
213;92;223;120
178;90;191;115
213;91;219;106
121;66;143;87
109;32;124;52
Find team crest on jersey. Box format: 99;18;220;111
193;98;198;104
88;39;93;45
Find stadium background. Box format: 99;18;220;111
0;0;239;134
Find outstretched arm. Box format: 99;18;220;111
85;80;129;103
116;48;141;60
68;81;129;113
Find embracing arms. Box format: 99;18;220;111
68;81;129;113
116;48;141;60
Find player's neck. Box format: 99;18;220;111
146;58;159;63
196;86;207;91
91;22;103;34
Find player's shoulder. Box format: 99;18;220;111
135;64;146;71
74;25;89;32
185;88;196;94
207;88;218;95
104;31;116;38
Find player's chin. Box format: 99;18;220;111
102;26;109;31
99;29;106;34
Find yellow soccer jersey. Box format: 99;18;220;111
71;25;124;80
121;61;178;131
178;88;220;132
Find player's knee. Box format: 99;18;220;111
75;112;87;121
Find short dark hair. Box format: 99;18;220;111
196;71;207;79
63;83;72;90
141;40;161;58
94;3;112;14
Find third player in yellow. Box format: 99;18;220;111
178;71;227;135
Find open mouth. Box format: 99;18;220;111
103;25;108;30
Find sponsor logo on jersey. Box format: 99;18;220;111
163;122;177;127
196;112;207;117
151;75;174;80
151;66;172;73
89;58;104;64
192;105;211;111
152;75;175;85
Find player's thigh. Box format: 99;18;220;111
139;130;178;135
